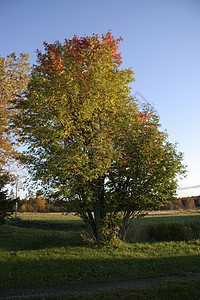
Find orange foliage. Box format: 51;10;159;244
35;30;123;79
35;196;46;212
137;112;151;123
101;30;123;64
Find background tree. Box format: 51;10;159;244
15;32;186;241
0;52;30;223
0;52;30;175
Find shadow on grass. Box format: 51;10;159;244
1;221;200;251
8;217;86;231
0;225;86;251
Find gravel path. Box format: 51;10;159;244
1;273;200;299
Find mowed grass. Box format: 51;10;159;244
16;210;200;224
15;212;84;226
0;212;200;293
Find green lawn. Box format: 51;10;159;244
0;212;200;299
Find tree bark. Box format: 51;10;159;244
92;176;106;241
119;211;131;241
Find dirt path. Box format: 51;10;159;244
1;273;200;299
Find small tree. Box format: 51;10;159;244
0;172;16;226
15;32;186;241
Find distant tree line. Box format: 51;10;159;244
161;196;200;210
16;194;200;213
16;192;65;213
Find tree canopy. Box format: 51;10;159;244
15;32;186;241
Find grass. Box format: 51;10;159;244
0;212;200;298
132;211;200;224
15;211;200;226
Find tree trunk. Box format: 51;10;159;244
119;211;131;241
91;177;106;241
93;201;105;240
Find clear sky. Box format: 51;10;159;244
0;0;200;197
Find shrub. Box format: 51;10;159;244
0;191;16;225
19;204;27;213
147;222;200;242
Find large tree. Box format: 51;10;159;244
15;32;186;241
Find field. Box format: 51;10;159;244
0;211;200;299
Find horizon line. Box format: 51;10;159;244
177;185;200;191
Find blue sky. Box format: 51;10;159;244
1;0;200;197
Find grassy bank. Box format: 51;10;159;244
0;212;200;293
